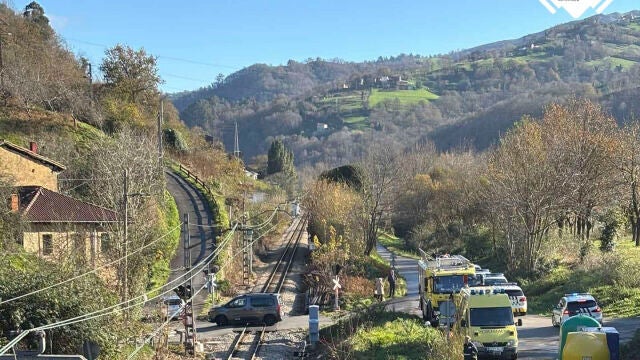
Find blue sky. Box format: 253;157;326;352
18;0;639;93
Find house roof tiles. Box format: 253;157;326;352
18;186;118;223
0;140;66;172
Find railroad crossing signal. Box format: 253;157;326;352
333;276;341;310
332;277;342;290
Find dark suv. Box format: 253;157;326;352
208;293;284;326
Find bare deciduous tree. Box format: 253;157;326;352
617;122;640;246
359;144;402;255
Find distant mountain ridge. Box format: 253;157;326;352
170;10;640;168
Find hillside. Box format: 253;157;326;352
172;10;640;169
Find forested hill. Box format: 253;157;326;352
171;10;640;168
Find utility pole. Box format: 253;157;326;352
158;100;163;167
182;213;196;356
87;62;92;86
183;213;190;283
122;169;129;311
233;121;241;159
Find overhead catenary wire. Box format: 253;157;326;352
0;224;238;356
0;222;183;305
126;282;207;360
188;202;285;231
126;222;281;359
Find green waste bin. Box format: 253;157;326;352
558;315;601;360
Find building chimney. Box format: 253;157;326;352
29;141;38;154
9;193;19;212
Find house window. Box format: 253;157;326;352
42;234;53;255
100;233;111;253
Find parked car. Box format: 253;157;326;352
482;273;509;286
163;295;185;320
551;293;603;327
208;293;284;326
494;283;527;316
470;269;491;287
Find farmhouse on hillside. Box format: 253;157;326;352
1;140;118;265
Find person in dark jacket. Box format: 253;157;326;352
463;335;478;360
387;269;397;298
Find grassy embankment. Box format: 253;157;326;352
146;191;181;294
523;240;640;317
377;232;420;260
335;251;407;312
319;307;461;359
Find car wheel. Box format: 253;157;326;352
264;314;277;326
215;315;228;326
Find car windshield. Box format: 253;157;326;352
567;300;597;313
470;307;514;327
433;275;465;293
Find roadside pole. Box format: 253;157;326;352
333;275;341;311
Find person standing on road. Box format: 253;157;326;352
387;269;397;298
374;277;384;302
463;335;478;360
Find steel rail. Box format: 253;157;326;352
260;215;306;294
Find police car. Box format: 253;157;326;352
494;283;527;317
551;293;603;327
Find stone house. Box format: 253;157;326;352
12;186;118;265
0;140;65;191
2;140;118;265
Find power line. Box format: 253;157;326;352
0;225;238;355
163;73;211;84
127;222;280;359
0;223;183;305
64;38;238;69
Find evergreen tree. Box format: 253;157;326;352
267;139;295;175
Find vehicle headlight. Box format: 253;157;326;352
507;340;516;347
472;341;484;348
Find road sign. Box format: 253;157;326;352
332;277;342;290
333;276;341;310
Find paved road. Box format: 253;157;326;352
374;244;640;359
518;314;640;359
165;170;216;312
376;244;422;316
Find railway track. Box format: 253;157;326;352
258;215;307;294
226;215;308;359
227;325;266;360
